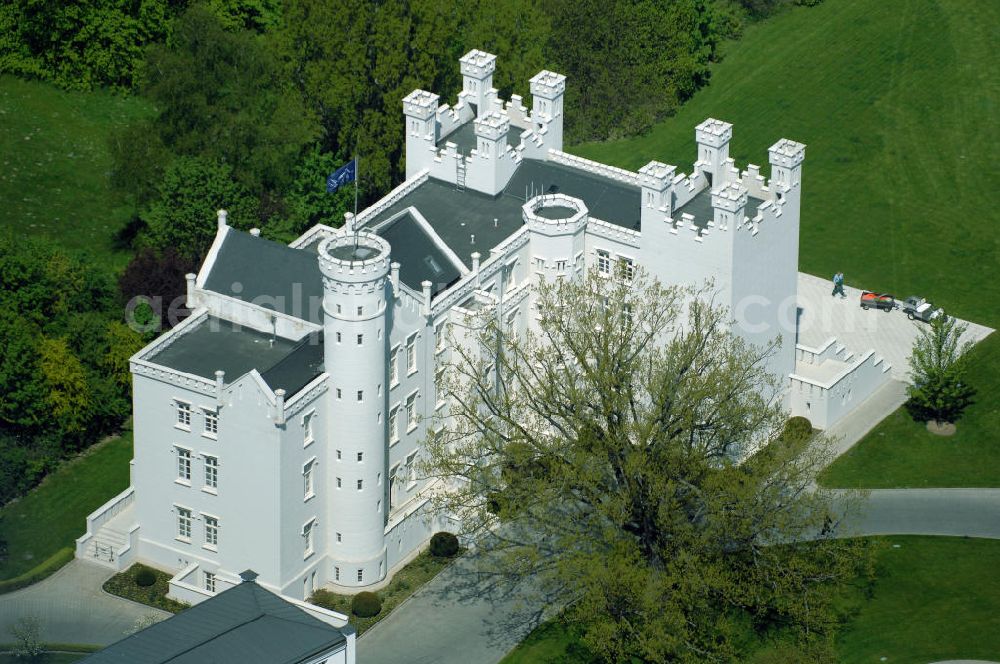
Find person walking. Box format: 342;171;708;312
832;272;846;298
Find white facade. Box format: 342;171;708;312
77;49;884;606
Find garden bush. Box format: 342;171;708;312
351;591;382;618
134;567;156;587
430;531;459;558
781;416;814;443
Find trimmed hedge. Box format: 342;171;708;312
0;547;74;595
430;531;459;558
351;591;382;618
134;567;156;587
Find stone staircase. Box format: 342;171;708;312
77;498;136;571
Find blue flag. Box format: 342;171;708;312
326;159;356;193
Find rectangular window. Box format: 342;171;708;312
203;409;218;436
555;259;567;271
534;256;545;270
204;571;216;593
389;405;399;443
406;335;417;374
204;515;218;547
336;532;342;543
334;566;340;581
303;412;314;444
597;250;611;275
176;401;191;428
204;455;218;489
177;507;192;540
377;500;381;513
506;310;518;342
177;448;191;481
357;333;363;345
303;520;314;557
406;451;418;486
389;465;399;509
336;388;342;400
357;569;363;583
357;479;363;490
336;449;342;460
435;321;446;352
435;365;446;407
619;256;635;281
336;477;342;488
303;460;314;498
406;393;418;430
357;390;364;402
357;452;363;462
390;347;399;385
357;306;363;316
336;331;342;343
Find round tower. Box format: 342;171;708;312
318;230;391;588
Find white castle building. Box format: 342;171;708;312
75;50;893;606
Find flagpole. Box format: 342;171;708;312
354;150;358;252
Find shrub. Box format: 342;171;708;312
310;589;340;611
351;591;382;618
134;567;157;587
781;416;814;443
430;531;459;558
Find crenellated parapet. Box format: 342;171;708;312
317;231;392;296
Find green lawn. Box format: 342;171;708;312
0;429;133;581
501;536;1000;663
0;75;152;269
572;0;1000;486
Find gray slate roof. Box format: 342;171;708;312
81;580;348;664
377;210;463;294
203;229;325;325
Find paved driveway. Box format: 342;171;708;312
843;489;1000;539
0;559;169;646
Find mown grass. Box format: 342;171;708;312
0;75;152;270
501;536;1000;663
572;0;1000;487
0;429;133;581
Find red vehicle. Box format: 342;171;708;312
860;291;895;312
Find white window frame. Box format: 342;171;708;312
406;451;419;489
388;462;401;510
302;410;315;447
175;400;192;430
302;518;316;559
389;404;400;444
303;458;316;501
357;569;364;583
201;408;218;438
176;506;192;541
618;254;636;282
203;454;218;492
434;321;446;353
390;345;400;386
203;513;219;550
204;571;216;593
435;363;447;409
406;334;418;375
596;249;611;275
405;391;419;432
176;446;192;484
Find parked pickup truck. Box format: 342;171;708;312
860;291;896;312
900;295;944;322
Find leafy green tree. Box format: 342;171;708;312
906;315;976;425
38;338;92;438
0;314;47;433
104;321;146;394
141;4;319;194
545;0;721;141
424;271;872;662
205;0;281;33
142;156;259;257
0;0;177;90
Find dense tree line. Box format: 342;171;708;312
0;238;145;504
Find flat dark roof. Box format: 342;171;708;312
674;188;766;229
148;317;324;396
376;210;463;294
81;579;349;664
437;121;525;156
365;158;642;262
